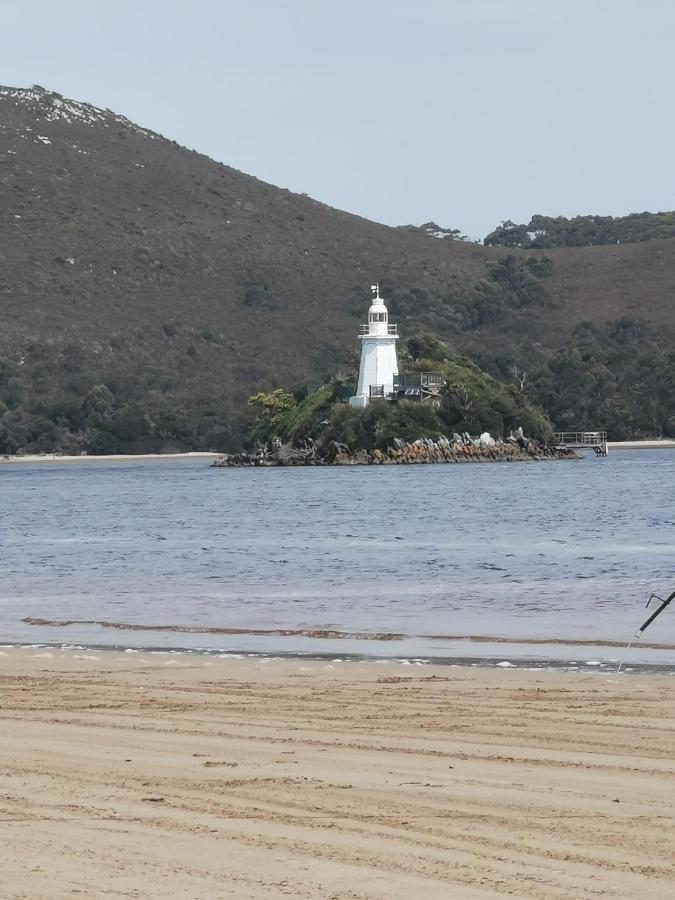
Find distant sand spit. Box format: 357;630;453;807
607;440;675;450
0;451;219;464
0;650;674;899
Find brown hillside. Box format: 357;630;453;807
1;85;674;448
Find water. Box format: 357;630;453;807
1;451;674;665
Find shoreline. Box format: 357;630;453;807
5;635;673;674
1;440;674;465
0;450;220;465
608;439;675;450
18;615;675;669
1;650;674;898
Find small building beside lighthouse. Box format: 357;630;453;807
349;284;399;407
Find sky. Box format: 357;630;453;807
2;0;675;238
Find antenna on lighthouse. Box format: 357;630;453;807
370;282;380;299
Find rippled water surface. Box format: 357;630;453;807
1;452;674;659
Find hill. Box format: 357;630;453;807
1;85;675;452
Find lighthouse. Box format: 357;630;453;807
349;284;399;407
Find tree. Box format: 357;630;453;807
82;384;114;425
508;364;529;393
247;389;297;416
483;220;531;247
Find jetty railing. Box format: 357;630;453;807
553;431;608;457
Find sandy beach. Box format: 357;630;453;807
1;651;674;899
607;440;675;450
0;451;220;465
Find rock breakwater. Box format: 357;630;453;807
212;436;576;467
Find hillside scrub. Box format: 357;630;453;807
380;254;554;336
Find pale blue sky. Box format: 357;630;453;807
2;0;674;237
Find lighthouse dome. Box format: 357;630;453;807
368;284;389;322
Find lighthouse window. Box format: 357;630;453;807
370;313;386;322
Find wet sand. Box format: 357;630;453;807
1;650;674;899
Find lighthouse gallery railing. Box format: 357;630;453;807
358;324;398;335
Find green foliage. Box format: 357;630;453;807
485;255;551;307
396;222;469;241
484;211;675;248
82;384;114;423
0;353;245;456
249;385;334;445
483;220;531;248
0;407;61;455
436;358;552;442
449;255;552;330
248;354;552;451
248;388;297;415
321;400;443;451
528;319;675;439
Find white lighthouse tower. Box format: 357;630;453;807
349;284;399;407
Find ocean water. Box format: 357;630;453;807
1;451;674;665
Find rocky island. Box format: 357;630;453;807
213;288;576;468
212;433;575;467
